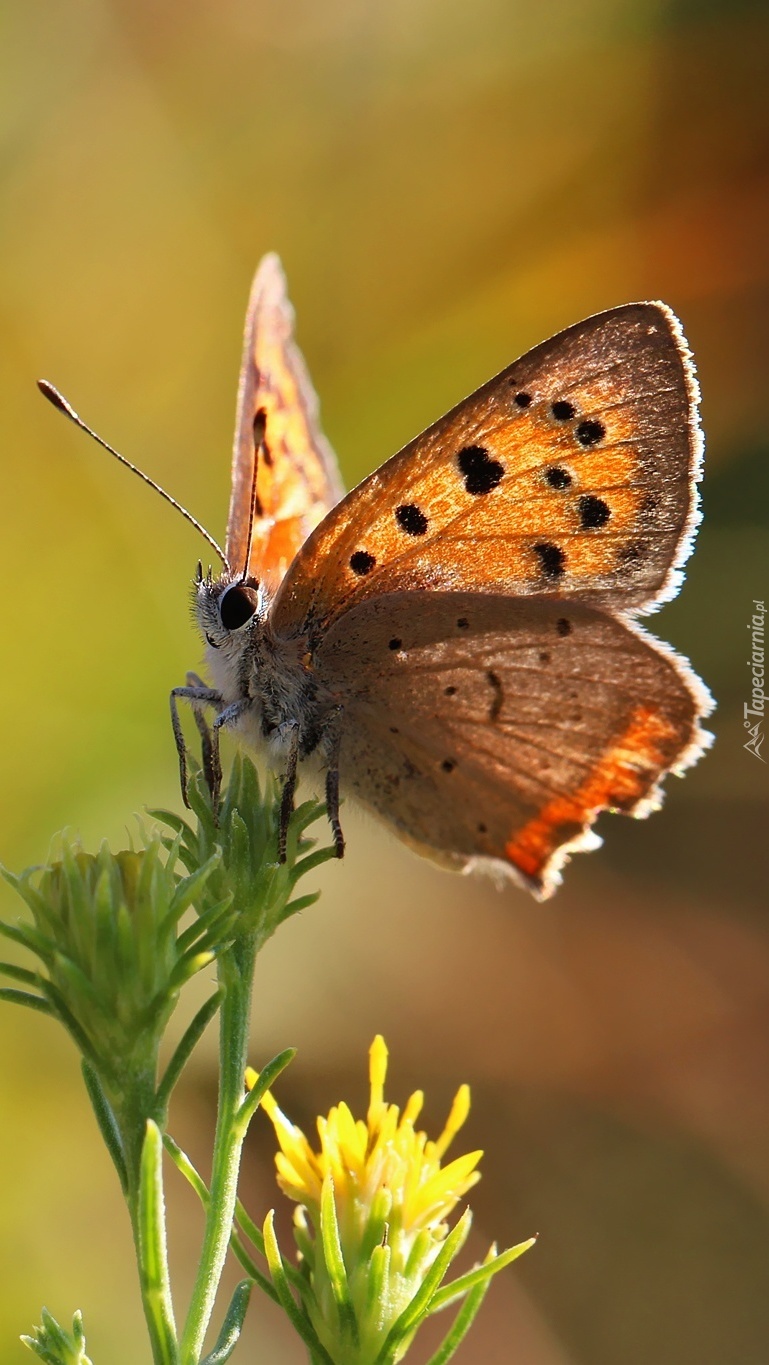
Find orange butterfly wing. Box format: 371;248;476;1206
272;303;700;638
265;300;708;891
226;254;344;588
314;592;708;897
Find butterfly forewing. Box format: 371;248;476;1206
226;253;344;587
273;303;700;638
314;593;706;897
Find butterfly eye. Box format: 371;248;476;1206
219;584;257;631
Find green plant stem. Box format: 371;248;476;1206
179;936;257;1365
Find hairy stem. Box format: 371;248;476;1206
179;937;256;1364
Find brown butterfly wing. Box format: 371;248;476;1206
314;592;710;898
226;254;344;587
272;303;700;637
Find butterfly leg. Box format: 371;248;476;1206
210;698;254;816
325;767;345;859
191;706;220;800
170;683;223;808
181;673;224;800
324;707;345;859
277;721;300;864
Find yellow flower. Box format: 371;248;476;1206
249;1037;534;1365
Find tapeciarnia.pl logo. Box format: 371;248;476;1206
744;599;766;762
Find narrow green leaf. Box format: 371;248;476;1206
175;901;230;955
163;1131;204;1189
147;808;189;837
155;991;223;1118
40;1309;69;1350
235;1047;296;1133
234;1200;305;1292
290;799;326;836
167;852;221;923
233;1202;266;1256
0;916;55;960
363;1242;391;1325
0;987;52;1015
0;961;41;987
168;947;217;991
262;1211;334;1365
21;1336;58;1364
289;845;337;884
429;1237;536;1313
320;1176;358;1344
279;892;321;922
423;1276;491;1365
138;1120;177;1359
200;1280;252;1365
81;1061;128;1192
359;1186;393;1264
374;1210;472;1363
71;1311;87;1352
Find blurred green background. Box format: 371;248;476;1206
1;0;768;1361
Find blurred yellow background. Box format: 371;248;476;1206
1;0;768;1361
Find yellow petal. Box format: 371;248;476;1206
434;1085;471;1158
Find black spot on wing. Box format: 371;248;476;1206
534;542;566;578
575;419;605;447
545;466;572;489
350;550;376;575
578;495;611;529
457;445;504;495
395;503;429;536
551;400;576;421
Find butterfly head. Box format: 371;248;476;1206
193;561;263;654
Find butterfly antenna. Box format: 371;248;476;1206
37;380;231;573
240;407;266;583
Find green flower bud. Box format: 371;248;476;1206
2;834;219;1091
151;753;337;953
21;1307;92;1365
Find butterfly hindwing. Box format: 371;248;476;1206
314;592;708;897
273;303;700;638
226;253;344;588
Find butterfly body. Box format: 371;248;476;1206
174;254;711;897
196;575;339;768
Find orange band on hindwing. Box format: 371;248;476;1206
505;705;682;881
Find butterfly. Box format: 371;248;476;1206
40;254;712;898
